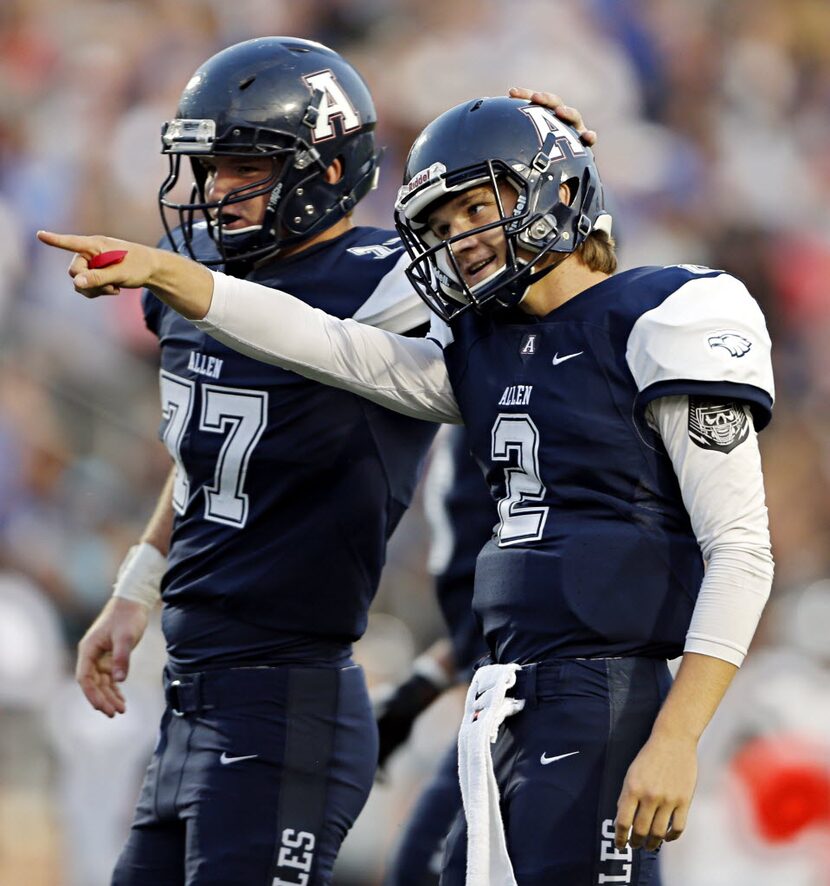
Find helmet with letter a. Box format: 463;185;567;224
394;96;610;322
158;36;380;266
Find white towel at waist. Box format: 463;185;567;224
457;663;526;885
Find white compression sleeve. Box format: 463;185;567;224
649;396;774;666
193;271;462;424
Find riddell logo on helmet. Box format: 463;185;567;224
402;163;447;197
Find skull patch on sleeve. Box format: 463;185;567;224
688;398;750;453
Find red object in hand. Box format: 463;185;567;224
88;250;128;269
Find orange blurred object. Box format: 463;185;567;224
731;734;830;843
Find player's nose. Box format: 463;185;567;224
206;170;238;203
449;219;482;247
206;178;227;202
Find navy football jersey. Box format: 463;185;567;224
423;426;493;673
143;226;436;668
433;265;774;664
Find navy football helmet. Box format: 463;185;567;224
159;37;379;267
394;97;610;322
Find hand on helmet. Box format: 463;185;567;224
508;87;597;146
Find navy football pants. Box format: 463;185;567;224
441;658;671;885
112;663;377;886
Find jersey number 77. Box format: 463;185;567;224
160;370;268;528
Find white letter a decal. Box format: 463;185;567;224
303;70;360;141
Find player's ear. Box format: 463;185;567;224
559;181;572;205
325;158;344;185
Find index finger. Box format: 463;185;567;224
36;230;100;256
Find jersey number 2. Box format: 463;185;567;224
160;370;268;527
492;413;549;546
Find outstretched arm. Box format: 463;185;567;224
37;231;461;423
201;271;459;422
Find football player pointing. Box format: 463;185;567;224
40;97;773;884
71;37;443;886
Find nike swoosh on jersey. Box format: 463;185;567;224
552;351;584;366
220;752;259;765
540;750;580;765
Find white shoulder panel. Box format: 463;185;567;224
625;273;774;402
427;312;454;349
351;249;431;333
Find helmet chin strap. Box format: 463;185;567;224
499;250;569;309
214;223;264;238
513;252;571;305
211;220;265;263
525;250;569;285
438;241;565;313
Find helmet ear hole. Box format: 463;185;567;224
325;158;345;185
562;177;579;207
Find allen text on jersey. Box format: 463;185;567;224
498;385;533;406
188;350;224;379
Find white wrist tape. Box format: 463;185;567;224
112;543;166;609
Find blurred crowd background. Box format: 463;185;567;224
1;0;829;883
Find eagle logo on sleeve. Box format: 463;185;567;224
707;332;752;358
688;398;750;453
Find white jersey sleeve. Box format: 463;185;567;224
627;271;774;428
194;270;461;423
648;395;774;666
